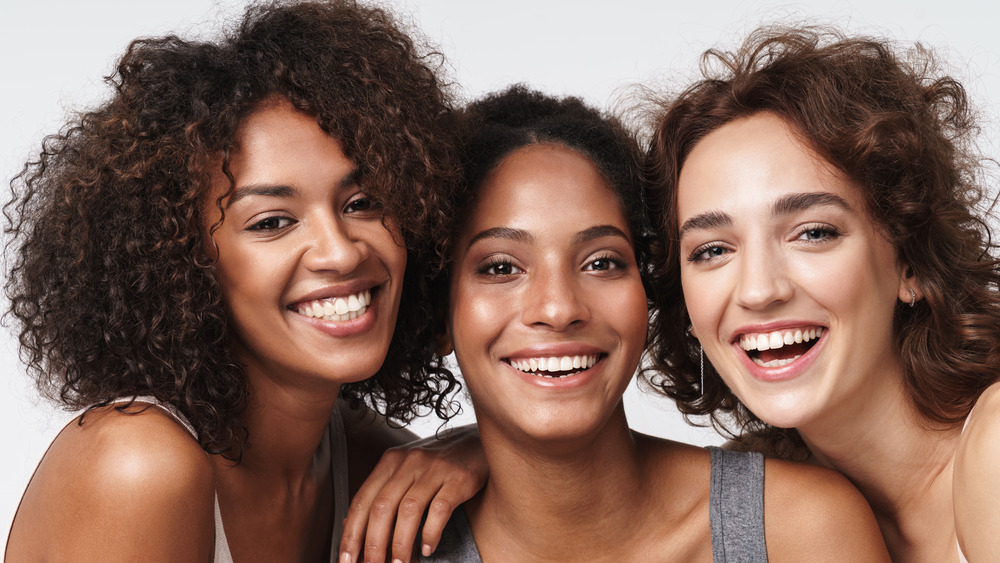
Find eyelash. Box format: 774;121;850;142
585;253;627;272
345;194;383;215
795;223;842;243
687;243;730;263
247;215;295;231
477;256;522;277
686;223;843;262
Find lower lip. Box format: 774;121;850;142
290;293;379;338
505;356;606;389
736;331;827;383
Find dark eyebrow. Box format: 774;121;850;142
679;211;732;238
573;224;631;245
225;184;296;208
225;167;359;208
772;192;852;215
466;227;534;250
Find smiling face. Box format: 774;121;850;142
677;112;911;431
205;99;407;394
448;144;648;444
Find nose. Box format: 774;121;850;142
734;245;793;311
301;215;369;273
520;264;590;330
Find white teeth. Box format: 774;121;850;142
740;327;823;352
295;289;371;322
753;355;802;368
508;354;600;378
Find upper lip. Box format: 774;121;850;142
288;281;382;308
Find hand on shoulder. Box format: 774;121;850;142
7;402;216;562
763;459;890;562
954;380;1000;561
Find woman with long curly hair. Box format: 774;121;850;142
646;27;1000;561
4;1;479;560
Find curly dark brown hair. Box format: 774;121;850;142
644;26;1000;456
4;0;461;459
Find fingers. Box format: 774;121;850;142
339;427;488;563
340;449;412;563
416;492;460;558
388;484;439;563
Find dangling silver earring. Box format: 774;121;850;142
699;345;705;396
909;288;916;308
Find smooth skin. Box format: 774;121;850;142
442;143;888;562
677;111;997;562
6;98;482;562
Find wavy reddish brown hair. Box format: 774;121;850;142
4;0;460;459
644;26;1000;456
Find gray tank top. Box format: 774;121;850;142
423;446;767;562
120;396;351;563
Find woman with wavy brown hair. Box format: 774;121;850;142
4;1;479;561
646;27;1000;561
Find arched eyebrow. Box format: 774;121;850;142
225;168;359;208
679;211;731;238
466;227;533;250
678;192;852;237
573;224;631;245
772;192;852;215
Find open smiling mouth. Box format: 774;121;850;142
293;288;373;321
739;327;823;368
506;354;605;379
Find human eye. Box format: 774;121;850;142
344;193;384;216
247;215;296;232
476;255;524;277
794;223;841;244
687;242;731;263
583;253;627;273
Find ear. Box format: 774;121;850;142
435;322;454;357
896;259;922;307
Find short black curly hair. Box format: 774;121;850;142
4;0;460;459
449;85;650;268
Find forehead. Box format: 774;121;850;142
677;113;866;222
466;144;629;234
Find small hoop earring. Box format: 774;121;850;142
909;288;916;308
699;345;705;396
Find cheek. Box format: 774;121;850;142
450;282;506;360
680;267;721;337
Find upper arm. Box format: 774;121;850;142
763;460;890;562
954;382;1000;561
6;406;216;562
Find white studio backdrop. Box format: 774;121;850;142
2;0;998;544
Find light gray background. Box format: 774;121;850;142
2;0;998;544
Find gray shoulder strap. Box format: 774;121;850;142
709;446;767;562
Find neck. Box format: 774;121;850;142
470;405;650;561
797;370;960;559
220;358;341;488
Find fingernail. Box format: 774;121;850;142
422;544;433;556
393;559;403;563
339;552;352;563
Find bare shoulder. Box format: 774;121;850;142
953;381;1000;560
763;459;889;562
6;403;216;562
340;400;418;495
